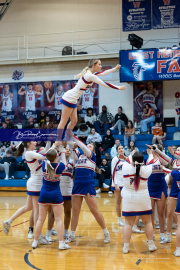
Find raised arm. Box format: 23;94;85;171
154;147;172;165
18;86;26;95
73;136;92;157
37;141;51;154
134;90;146;108
168;146;180;160
94;67;117;77
84;72;126;91
46;90;55;103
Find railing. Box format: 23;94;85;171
0;28;179;62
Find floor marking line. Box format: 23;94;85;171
0;220;29;233
24;252;42;270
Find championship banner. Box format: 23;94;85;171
153;0;180;29
133;81;163;124
120;47;180;82
0;80;99;124
122;0;151;32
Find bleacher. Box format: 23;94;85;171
0;126;179;189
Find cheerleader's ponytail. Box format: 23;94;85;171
132;151;144;192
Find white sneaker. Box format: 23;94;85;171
59;242;71;250
103;183;110;189
137;220;144;228
27;231;33;239
96;188;101;194
63;232;69;239
155;223;160;229
65;235;75;243
110;127;115;130
160;235;166;241
46;235;52;242
132;226;144;233
118;220;125;226
172;231;177;236
51;228;57;236
149;243;157;252
38;235;51;245
4;176;9;180
174;248;180;257
172;223;178;229
119;132;121;135
3;220;11;235
32;241;38;249
153;235;155;240
160;237;171;244
123;247;130;254
104;232;110;243
108;191;113;194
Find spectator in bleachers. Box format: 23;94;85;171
41;116;53;129
124;120;136;147
94;105;114;134
140;104;156;134
100;129;114;154
77;123;90;142
37;111;46;127
105;153;111;164
0;146;8;159
0;141;10;149
73;114;83;131
5;118;14;129
110;106;128;135
0;150;16;180
110;138;121;159
86;127;102;146
53;121;59;129
1;122;8;129
152;122;167;144
23;116;35;129
84;108;96;128
9;158;30;180
34;123;40;129
53;110;61;123
96;159;111;194
125;141;139;156
173;129;180;140
0;110;5;127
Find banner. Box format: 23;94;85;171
153;0;180;29
120;47;180;82
133;81;163;124
122;0;151;32
0;80;99;124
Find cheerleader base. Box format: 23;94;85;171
72;179;96;197
39;185;64;205
26;177;42;197
122;188;152;217
175;193;180;214
148;180;168;200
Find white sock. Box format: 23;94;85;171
59;241;64;244
167;232;171;238
46;230;51;236
176;247;180;251
148;240;154;246
64;229;69;235
124;243;129;248
103;228;109;235
118;217;123;222
33;240;38;245
160;233;165;238
8;218;12;224
133;225;137;229
70;231;75;236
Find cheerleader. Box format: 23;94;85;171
3;141;59;244
146;144;171;241
122;151;157;253
32;145;70;250
57;59;126;137
161;146;180;244
111;145;126;226
65;136;110;244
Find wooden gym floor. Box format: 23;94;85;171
0;191;179;270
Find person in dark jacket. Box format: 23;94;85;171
53;110;61;123
100;129;115;154
37;111;46;127
0;150;17;180
9;158;30;180
96;158;111;193
22;116;35;129
110;106;128;134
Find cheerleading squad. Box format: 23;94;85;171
2;59;180;256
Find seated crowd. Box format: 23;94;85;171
0;104;179;186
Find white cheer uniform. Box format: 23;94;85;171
60;159;74;200
26;90;35;111
121;162;153;216
1;93;12;111
25;142;54;196
111;156;125;191
61;68;119;108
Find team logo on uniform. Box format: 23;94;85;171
132;62;149;80
12;70;24;81
163;0;170;5
133;2;140;8
130;178;134;185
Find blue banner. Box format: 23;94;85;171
122;0;151;32
153;0;180;29
120;47;180;82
